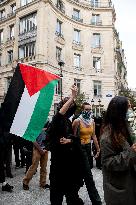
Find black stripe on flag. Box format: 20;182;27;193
0;64;25;133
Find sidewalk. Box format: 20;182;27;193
0;152;105;205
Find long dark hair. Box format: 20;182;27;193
103;96;131;148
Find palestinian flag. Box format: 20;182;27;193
0;63;60;142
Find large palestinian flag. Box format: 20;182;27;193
0;63;60;142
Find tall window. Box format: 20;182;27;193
56;0;65;12
21;0;33;6
73;9;80;19
10;3;16;13
9;25;14;39
92;33;101;48
93;81;102;97
0;9;5;20
74;53;80;68
55;80;61;95
91;14;100;25
93;57;101;72
56;19;62;35
74;78;81;93
7;50;13;63
0;30;3;44
73;29;80;44
91;0;99;7
56;47;62;61
19;42;35;59
19;13;37;34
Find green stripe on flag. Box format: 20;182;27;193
23;79;58;142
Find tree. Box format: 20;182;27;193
75;92;86;116
119;88;136;108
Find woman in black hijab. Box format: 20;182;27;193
48;85;83;205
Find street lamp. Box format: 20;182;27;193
98;99;101;116
58;60;65;100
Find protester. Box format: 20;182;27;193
100;96;136;205
72;102;102;205
47;85;84;205
23;125;49;190
0;109;13;192
4;133;14;178
13;136;26;168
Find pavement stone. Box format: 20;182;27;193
0;152;105;205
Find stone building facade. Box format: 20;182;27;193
0;0;127;116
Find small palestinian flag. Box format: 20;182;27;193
0;63;60;142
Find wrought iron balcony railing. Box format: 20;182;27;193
72;15;83;23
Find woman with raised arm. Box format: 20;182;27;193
48;85;84;205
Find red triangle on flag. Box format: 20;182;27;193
19;64;60;96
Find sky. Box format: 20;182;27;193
112;0;136;89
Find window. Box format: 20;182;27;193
7;50;13;63
21;0;33;6
73;29;80;44
73;9;80;19
91;14;100;25
56;47;62;61
10;3;16;13
19;13;37;34
0;53;1;66
93;81;102;97
93;57;101;72
74;78;81;93
56;19;62;35
0;9;5;20
56;0;65;12
92;33;101;48
19;42;35;59
91;0;99;7
9;25;14;39
0;30;3;44
55;80;61;95
74;53;80;69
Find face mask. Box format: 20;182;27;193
82;111;92;120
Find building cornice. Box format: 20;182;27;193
66;0;113;11
48;0;113;29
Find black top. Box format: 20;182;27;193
48;112;83;191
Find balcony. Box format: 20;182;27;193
22;55;35;62
72;15;83;23
74;66;83;71
7;12;16;18
90;20;102;26
55;31;64;39
90;1;112;8
72;40;83;51
55;31;65;45
18;28;37;44
56;3;65;14
0;16;6;22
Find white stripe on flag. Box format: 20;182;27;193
10;86;40;137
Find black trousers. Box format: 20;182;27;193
4;144;12;175
81;143;102;205
13;138;25;167
50;186;82;205
0;146;5;183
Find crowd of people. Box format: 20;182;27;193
1;85;136;205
